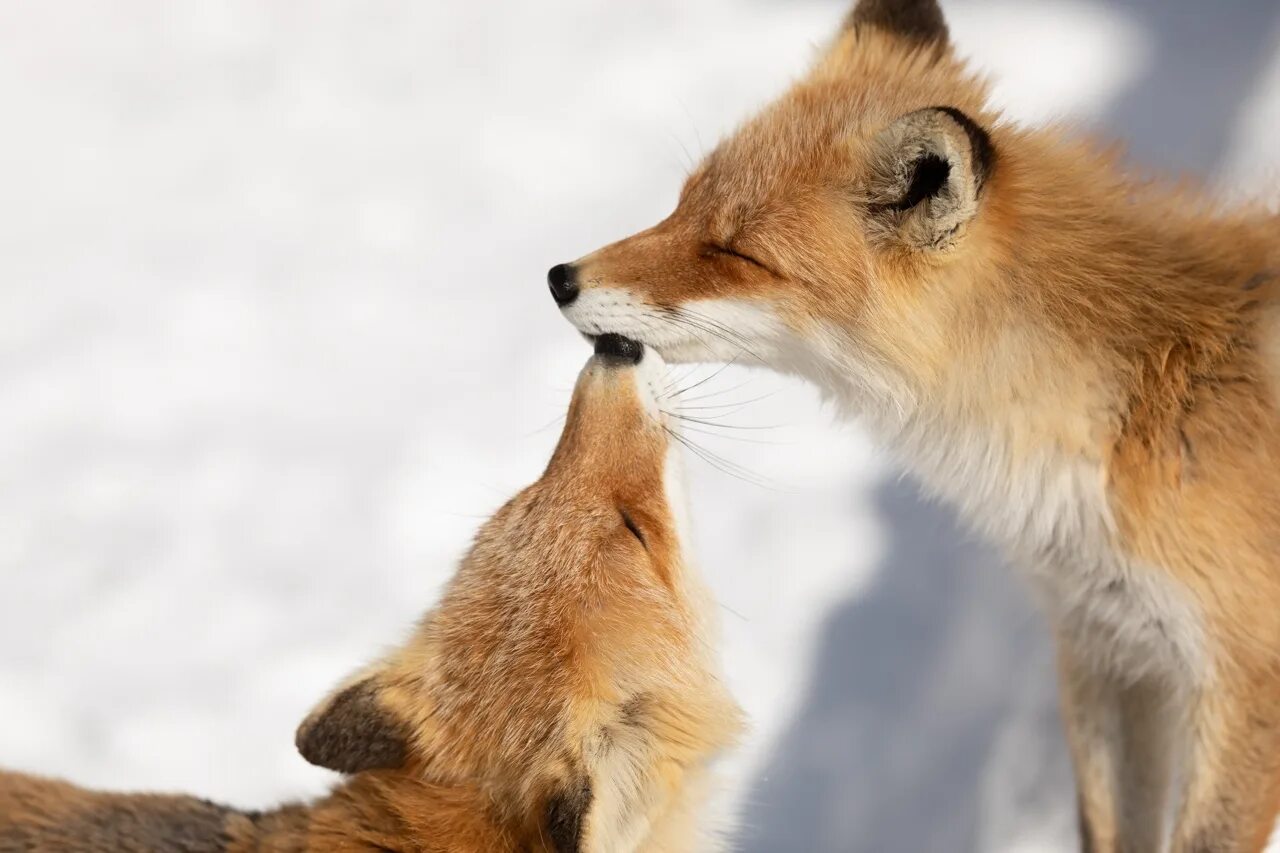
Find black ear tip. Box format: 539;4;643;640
848;0;948;45
296;680;409;774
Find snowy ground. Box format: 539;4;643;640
1;2;1278;850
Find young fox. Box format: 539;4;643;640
550;1;1280;850
0;336;742;852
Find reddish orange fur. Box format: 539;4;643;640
556;2;1280;850
0;351;742;853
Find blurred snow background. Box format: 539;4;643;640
1;1;1278;850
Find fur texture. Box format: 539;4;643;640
554;1;1280;850
0;348;743;853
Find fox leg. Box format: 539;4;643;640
1059;650;1121;852
1059;649;1178;852
1171;663;1280;853
1112;676;1179;852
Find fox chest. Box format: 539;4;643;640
1024;548;1205;683
998;486;1207;684
897;428;1207;682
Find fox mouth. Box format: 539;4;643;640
575;321;681;362
593;332;645;364
564;294;757;365
580;325;701;365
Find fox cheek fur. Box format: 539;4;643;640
553;0;1280;849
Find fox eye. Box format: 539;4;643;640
702;242;770;273
619;508;647;550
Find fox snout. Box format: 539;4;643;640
554;334;666;465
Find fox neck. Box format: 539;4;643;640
783;134;1269;573
791;318;1120;573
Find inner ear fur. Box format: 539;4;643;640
863;105;995;251
296;672;412;774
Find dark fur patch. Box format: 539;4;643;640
296;679;409;774
847;0;948;45
1242;270;1274;291
545;779;592;853
618;694;648;727
78;799;232;852
0;795;234;852
931;106;996;189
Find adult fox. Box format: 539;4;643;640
549;1;1280;850
0;337;743;852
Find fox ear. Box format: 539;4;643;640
845;0;948;46
862;106;994;251
295;671;412;774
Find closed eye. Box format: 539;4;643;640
619;508;647;550
702;242;773;274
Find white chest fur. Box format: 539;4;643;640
760;311;1212;686
888;415;1207;684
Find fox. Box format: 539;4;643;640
0;335;743;853
548;1;1280;850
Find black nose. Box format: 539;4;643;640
547;263;579;306
594;333;644;365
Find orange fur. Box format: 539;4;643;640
0;349;743;853
553;2;1280;850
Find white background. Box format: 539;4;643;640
2;2;1278;850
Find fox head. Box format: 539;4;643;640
295;336;741;853
549;0;1005;418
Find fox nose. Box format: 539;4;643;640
594;333;644;365
547;263;579;306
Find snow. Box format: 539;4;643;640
1;1;1277;850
